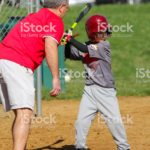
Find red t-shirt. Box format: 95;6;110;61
0;8;64;71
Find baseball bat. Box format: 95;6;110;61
61;3;94;44
69;3;94;32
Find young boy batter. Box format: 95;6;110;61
65;15;130;150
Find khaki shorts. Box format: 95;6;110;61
0;59;35;112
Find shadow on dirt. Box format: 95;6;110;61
28;139;76;150
33;145;75;150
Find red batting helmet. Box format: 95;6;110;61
85;15;111;40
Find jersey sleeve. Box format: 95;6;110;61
65;44;82;60
88;41;111;62
88;44;100;58
70;46;82;60
42;18;64;44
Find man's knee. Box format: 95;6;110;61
14;108;33;125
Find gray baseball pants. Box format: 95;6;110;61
75;85;130;150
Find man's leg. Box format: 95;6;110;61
0;60;35;150
12;108;33;150
75;86;97;149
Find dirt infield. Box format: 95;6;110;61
0;96;150;150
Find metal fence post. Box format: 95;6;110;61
36;0;42;116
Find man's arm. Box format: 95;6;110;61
45;37;61;97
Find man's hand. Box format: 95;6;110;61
50;78;61;97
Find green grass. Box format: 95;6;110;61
55;3;150;99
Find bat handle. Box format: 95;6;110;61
65;28;73;34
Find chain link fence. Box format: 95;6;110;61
0;0;42;41
0;0;42;105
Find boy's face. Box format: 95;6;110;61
90;33;106;43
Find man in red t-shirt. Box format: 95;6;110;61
0;0;69;149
